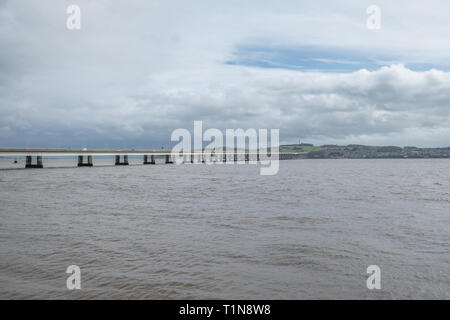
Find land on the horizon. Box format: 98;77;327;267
279;143;450;159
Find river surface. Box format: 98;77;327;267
0;158;449;299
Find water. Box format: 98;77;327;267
0;158;449;299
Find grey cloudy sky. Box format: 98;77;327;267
1;0;450;148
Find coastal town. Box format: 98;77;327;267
280;144;450;159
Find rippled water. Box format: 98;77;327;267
0;158;449;299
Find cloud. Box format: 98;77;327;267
1;1;450;148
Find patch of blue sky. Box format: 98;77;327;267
226;45;448;72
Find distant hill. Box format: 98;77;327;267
279;144;450;159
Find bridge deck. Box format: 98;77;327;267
0;148;296;157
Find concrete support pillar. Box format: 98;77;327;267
143;155;156;164
115;155;129;165
26;156;32;168
25;156;43;168
78;155;93;167
36;156;43;168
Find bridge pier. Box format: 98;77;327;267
199;149;206;163
165;154;173;164
143;155;155;164
115;155;129;165
25;155;43;168
77;155;93;167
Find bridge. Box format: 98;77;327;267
0;148;303;168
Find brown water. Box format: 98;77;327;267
0;158;449;299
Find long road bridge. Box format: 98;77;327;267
0;148;304;168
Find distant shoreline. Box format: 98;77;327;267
280;144;450;159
